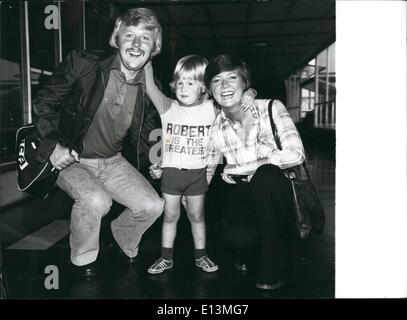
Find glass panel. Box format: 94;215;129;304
61;2;83;57
329;43;335;73
301;89;314;112
85;1;111;53
317;48;328;103
29;2;57;73
0;2;23;163
29;1;58;100
317;49;328;74
328;44;336;101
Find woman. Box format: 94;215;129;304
204;55;305;290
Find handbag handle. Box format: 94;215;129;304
267;99;312;180
267;99;280;149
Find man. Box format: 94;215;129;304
33;8;164;277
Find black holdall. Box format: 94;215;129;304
16;123;59;199
267;99;325;240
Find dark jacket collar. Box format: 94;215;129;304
100;53;117;84
99;52;146;87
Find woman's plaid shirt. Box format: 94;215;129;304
206;99;305;177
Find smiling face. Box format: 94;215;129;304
209;71;245;109
174;74;204;107
117;23;155;77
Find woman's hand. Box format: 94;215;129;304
149;162;162;180
223;163;255;176
221;172;237;184
224;158;270;176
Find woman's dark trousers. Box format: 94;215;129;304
223;164;293;284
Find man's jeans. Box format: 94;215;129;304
57;153;164;266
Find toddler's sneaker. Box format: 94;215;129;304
148;257;173;274
195;256;219;272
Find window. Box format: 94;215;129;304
85;1;112;53
29;2;58;99
0;3;23;163
0;1;87;166
292;43;336;127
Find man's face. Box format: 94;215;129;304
117;23;155;74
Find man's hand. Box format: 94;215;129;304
49;143;79;171
149;162;163;180
240;89;256;112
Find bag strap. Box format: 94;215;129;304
267;99;281;150
267;99;312;180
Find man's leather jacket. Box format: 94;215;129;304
33;50;160;172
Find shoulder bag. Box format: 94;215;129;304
268;99;325;239
16;123;59;199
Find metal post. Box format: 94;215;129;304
326;47;330;103
314;55;319;127
81;0;86;50
325;47;330;124
57;1;62;63
20;1;32;124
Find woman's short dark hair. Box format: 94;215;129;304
204;54;252;93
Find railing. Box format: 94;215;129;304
287;105;301;123
314;100;335;129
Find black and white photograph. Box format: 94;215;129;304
0;0;405;303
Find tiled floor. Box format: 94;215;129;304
1;135;335;299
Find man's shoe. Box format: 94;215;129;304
107;234;139;265
255;280;283;290
70;261;102;278
195;256;219;272
116;249;139;265
148;257;173;274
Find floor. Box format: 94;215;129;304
1;134;335;299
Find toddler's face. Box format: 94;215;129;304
174;74;203;107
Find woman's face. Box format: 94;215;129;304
209;70;245;109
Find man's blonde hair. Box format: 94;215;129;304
109;8;162;57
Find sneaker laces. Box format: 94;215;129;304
195;256;218;272
149;258;172;273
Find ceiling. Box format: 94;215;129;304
105;0;335;83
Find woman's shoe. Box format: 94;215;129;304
255;280;283;290
70;261;102;278
234;261;249;272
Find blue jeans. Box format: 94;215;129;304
57;153;164;266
